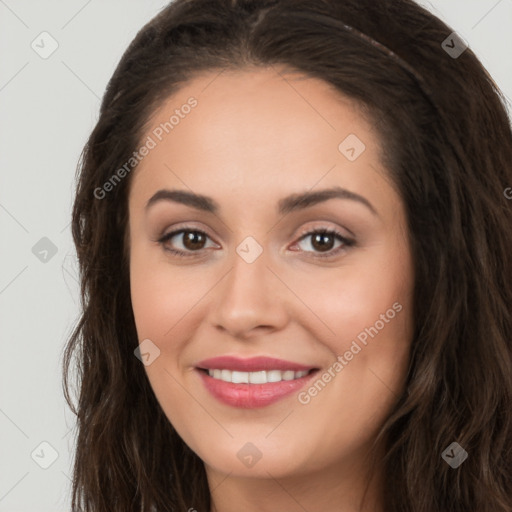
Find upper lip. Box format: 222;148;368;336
196;356;318;372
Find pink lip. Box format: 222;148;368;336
196;356;316;372
195;356;319;409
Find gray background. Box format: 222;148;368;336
1;1;511;510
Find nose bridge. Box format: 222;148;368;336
210;241;286;336
223;242;273;310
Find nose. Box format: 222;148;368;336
209;248;289;339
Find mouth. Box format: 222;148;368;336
194;356;320;408
197;367;317;384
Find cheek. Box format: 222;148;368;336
296;247;413;354
129;235;189;331
130;252;168;339
129;249;204;423
291;254;413;456
295;243;414;424
129;244;222;371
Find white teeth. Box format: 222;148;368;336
231;371;249;384
206;369;310;383
249;371;267;384
266;370;283;383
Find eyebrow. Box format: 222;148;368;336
144;186;378;216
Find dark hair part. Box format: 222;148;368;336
63;0;512;510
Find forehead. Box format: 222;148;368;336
130;66;387;208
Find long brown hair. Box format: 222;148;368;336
62;0;512;510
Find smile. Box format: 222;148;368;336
205;368;312;384
194;355;320;408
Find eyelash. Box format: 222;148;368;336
157;227;355;260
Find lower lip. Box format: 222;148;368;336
196;369;318;408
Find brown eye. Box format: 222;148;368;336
310;232;336;252
293;229;355;259
180;230;207;250
158;229;217;257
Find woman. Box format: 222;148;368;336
63;0;512;510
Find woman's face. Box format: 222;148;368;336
128;67;414;484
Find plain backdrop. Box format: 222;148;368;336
1;1;511;510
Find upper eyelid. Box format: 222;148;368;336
159;225;354;250
159;222;353;242
159;224;216;243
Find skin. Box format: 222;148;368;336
128;66;415;512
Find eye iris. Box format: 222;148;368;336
311;232;334;252
183;231;205;250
